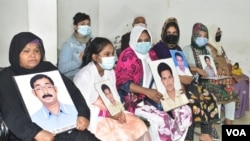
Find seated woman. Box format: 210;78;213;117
207;24;249;119
115;25;192;141
73;37;150;141
183;23;238;140
150;18;220;141
0;32;99;141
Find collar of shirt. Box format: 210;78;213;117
41;103;70;120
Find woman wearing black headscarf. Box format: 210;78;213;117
0;32;100;141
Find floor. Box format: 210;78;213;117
193;102;250;141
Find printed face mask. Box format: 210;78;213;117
77;25;92;36
164;34;178;44
99;56;116;70
195;37;208;47
135;42;151;54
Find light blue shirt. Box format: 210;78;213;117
31;102;78;133
58;34;86;80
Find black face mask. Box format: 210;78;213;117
164;34;178;44
215;35;221;42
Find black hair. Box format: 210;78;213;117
101;84;111;94
73;12;90;25
157;62;173;77
81;37;113;68
142;30;150;38
204;55;210;61
175;51;183;59
30;74;54;89
9;32;45;68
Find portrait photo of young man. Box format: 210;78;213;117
94;79;124;116
148;58;189;112
199;55;218;77
170;50;193;76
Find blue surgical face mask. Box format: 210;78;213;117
99;56;116;70
135;42;151;54
77;25;92;36
195;37;208;47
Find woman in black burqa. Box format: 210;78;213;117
0;32;100;141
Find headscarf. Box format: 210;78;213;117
190;23;209;69
152;17;182;59
191;23;209;51
1;32;90;140
161;17;180;45
9;32;56;75
208;24;223;55
129;26;153;88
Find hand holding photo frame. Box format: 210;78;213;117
13;70;77;134
148;58;189;112
94;79;124;116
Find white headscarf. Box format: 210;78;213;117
208;24;223;55
129;26;153;88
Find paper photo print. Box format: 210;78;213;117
13;70;77;134
170;50;193;76
148;58;189;112
199;55;218;78
94;79;124;116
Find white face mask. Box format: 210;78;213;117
77;25;92;36
99;56;116;70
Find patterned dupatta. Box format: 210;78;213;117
190;23;210;69
129;26;153;89
152;17;181;59
115;26;153;113
191;44;209;69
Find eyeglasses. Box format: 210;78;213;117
33;84;54;92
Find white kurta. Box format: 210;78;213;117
73;62;116;133
73;62;148;141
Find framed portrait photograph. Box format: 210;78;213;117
94;79;124;116
170;50;193;76
199;55;218;78
13;70;77;134
148;58;189;112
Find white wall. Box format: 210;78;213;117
0;0;57;67
1;0;250;78
0;0;28;67
57;0;99;51
97;0;250;77
28;0;57;64
98;0;168;44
